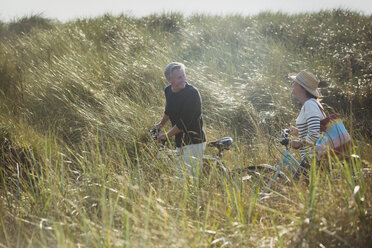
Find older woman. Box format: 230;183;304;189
289;70;324;177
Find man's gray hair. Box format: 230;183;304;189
164;62;186;79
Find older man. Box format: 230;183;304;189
154;62;206;176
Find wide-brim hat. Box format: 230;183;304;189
289;70;322;98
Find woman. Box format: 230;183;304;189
289;70;324;177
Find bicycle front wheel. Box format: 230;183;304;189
231;164;290;190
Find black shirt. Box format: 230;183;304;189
164;83;206;147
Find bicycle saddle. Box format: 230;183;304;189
208;137;233;150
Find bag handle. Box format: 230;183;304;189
314;99;327;118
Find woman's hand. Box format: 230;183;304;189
290;140;303;149
290;126;298;135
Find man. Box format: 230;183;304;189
154;62;206;176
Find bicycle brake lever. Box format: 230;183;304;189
149;128;160;141
150;128;160;134
281;129;290;137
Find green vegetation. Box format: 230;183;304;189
0;10;371;247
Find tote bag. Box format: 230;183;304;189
315;105;352;160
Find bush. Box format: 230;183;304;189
139;12;185;33
7;14;54;36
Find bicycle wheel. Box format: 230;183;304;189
231;164;290;190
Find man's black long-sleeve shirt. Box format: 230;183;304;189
164;83;206;148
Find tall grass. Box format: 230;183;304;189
1;134;370;247
0;10;371;247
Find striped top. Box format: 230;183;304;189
296;99;325;159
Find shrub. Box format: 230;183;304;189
7;14;54;36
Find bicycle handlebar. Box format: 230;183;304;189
149;128;168;145
279;129;290;146
149;128;160;141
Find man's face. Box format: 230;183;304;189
168;68;186;85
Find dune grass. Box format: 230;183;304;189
0;10;371;247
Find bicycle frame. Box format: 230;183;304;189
273;149;301;179
263;130;302;192
148;128;231;175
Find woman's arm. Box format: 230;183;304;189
304;116;321;144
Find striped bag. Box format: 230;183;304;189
315;106;352;160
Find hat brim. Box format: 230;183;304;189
289;73;322;98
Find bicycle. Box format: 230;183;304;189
148;128;291;189
149;128;233;175
148;128;370;197
231;129;307;194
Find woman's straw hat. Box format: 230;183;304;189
289;70;322;98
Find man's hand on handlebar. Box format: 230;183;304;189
150;127;168;144
157;133;167;143
152;123;166;143
153;123;163;130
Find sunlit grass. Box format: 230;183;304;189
0;10;371;247
1;134;370;247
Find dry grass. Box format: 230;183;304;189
0;10;371;247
